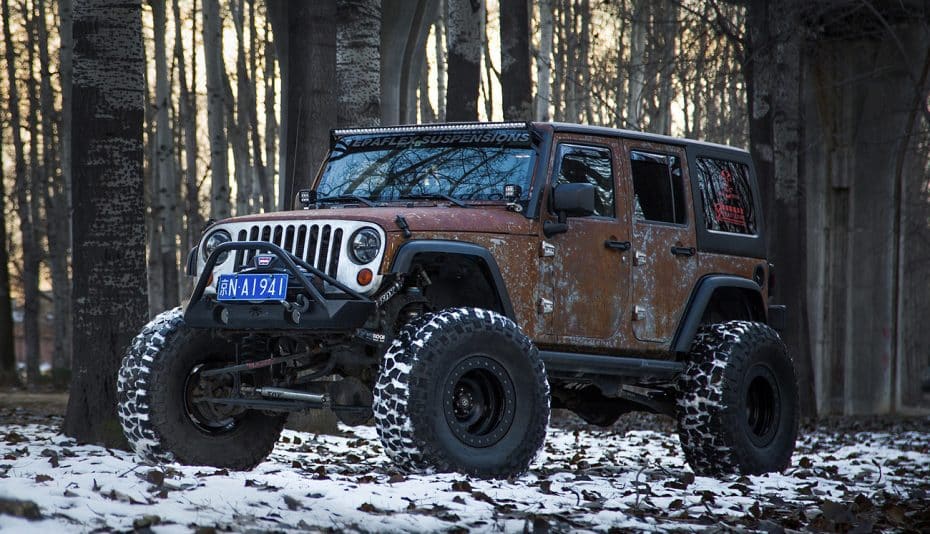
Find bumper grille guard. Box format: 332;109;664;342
184;241;375;331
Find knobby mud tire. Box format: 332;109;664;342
676;320;799;476
117;308;286;470
373;308;550;478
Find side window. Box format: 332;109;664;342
554;144;614;218
630;151;686;224
695;157;757;235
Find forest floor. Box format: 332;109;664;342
0;393;929;533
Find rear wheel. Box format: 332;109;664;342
676;320;798;476
117;308;286;469
373;308;550;478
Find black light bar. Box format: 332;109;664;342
332;121;530;138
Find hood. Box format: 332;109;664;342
227;205;538;236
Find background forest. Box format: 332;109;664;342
0;0;929;430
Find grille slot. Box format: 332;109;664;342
234;223;344;278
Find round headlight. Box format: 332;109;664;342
349;227;381;265
203;230;232;264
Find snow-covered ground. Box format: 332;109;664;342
1;412;929;532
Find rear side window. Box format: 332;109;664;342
695;158;757;235
554;144;615;218
630;151;685;224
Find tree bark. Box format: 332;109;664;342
13;0;43;387
263;12;277;208
230;0;252;215
500;0;531;120
267;0;336;206
203;0;230;219
0;60;16;386
54;0;75;384
150;0;179;309
174;0;202;274
337;0;381;127
247;0;271;212
626;0;647;129
64;0;147;448
535;0;553;121
744;0;815;418
444;0;481;121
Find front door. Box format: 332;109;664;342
623;140;698;343
541;135;631;347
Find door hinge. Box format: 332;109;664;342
632;305;646;321
538;298;554;314
540;241;556;257
634;251;647;266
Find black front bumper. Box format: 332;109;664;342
184;241;376;332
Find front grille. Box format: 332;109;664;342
233;223;344;278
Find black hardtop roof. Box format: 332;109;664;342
543;121;750;155
331;121;749;156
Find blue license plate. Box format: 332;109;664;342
216;273;288;301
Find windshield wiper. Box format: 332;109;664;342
317;194;376;207
397;193;470;208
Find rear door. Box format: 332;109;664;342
623;140;699;343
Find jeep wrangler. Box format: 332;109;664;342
117;121;798;478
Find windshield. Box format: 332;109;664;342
316;129;535;202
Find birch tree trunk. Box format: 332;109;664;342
173;0;202;270
247;0;270;212
231;0;252;215
337;0;381;127
500;0;531;120
626;0;647;129
150;0;179;308
263;14;277;208
435;1;446;120
444;0;481;121
64;0;147;448
535;0;553;121
204;0;230;219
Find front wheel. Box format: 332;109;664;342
117;308;286;469
373;308;550;478
676;320;799;476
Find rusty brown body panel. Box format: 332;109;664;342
202;122;770;362
230;206;537;236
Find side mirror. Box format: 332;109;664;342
552;183;596;217
545;183;596;237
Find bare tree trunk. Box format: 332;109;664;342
65;0;147;448
535;0;552;121
204;0;230;219
435;0;446;120
150;0;179;308
263;13;277;208
174;0;202;276
267;0;336;205
35;0;71;383
444;0;481;121
22;1;44;386
500;0;531;120
626;0;646;129
231;0;252;215
0;63;17;386
480;4;493;120
57;0;75;382
143;34;164;316
419;58;435;122
337;0;381;127
247;0;270;212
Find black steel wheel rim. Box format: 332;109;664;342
743;363;781;447
183;363;243;434
443;355;516;448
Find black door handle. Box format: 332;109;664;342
671;246;696;256
605;240;631;251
